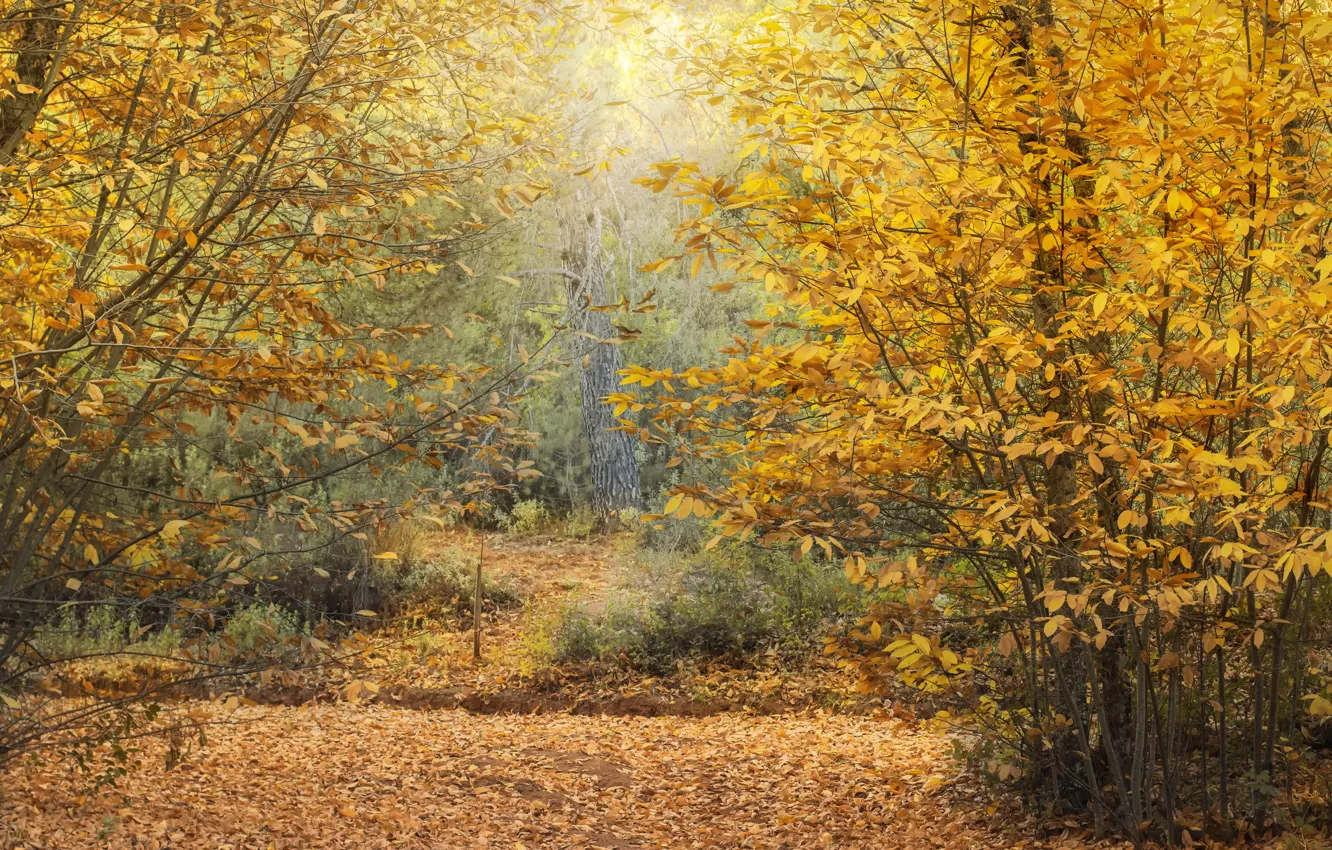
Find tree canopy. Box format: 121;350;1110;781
627;0;1332;838
11;0;1332;844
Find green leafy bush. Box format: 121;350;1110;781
31;606;181;661
384;550;521;614
551;545;860;673
564;506;598;539
218;603;302;659
505;500;553;536
258;523;518;623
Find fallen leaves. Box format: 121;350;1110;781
0;704;1047;849
0;532;1141;850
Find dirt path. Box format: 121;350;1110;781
2;536;1089;849
423;531;619;602
370;532;867;713
1;704;1039;850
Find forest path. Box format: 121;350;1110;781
1;702;1040;850
2;536;1084;849
422;531;621;603
369;531;626;695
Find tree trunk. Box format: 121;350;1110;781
565;208;642;519
0;1;69;164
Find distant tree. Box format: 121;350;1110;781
564;206;643;519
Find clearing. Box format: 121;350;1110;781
0;535;1087;849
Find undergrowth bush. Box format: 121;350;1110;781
260;522;518;623
31;606;182;662
30;602;306;669
633;487;718;552
218;603;303;659
503;499;601;539
379;549;521;615
551;544;861;673
564;506;598;539
505;500;553;536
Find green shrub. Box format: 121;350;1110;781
218;603;302;659
31;606;182;661
551;545;860;673
505;500;552;536
258;521;425;622
633;501;711;552
387;550;521;613
257;522;519;623
564;506;597;539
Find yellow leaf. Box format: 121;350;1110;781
1092;291;1108;318
1225;330;1241;359
65;578;81;591
334;434;359;450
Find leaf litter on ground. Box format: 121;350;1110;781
2;533;1134;849
0;703;1125;849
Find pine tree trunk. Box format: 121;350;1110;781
565;208;642;519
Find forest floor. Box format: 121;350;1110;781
333;532;884;716
0;534;1126;849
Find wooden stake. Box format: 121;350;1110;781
473;532;484;661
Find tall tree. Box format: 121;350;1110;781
565;207;642;518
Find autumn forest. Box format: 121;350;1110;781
2;0;1332;847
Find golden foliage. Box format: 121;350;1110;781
628;0;1332;833
0;0;560;747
